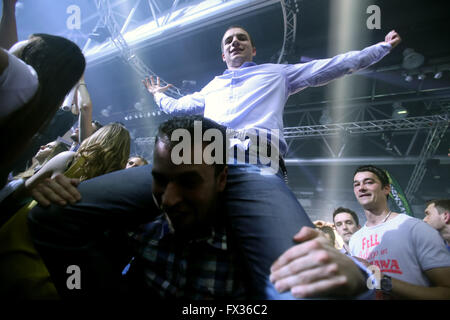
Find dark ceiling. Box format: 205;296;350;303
7;0;450;222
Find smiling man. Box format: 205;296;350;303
144;25;401;164
122;116;248;299
349;165;450;299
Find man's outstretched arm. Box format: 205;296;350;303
143;76;205;114
287;30;402;93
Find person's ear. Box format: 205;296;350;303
383;183;391;197
216;166;228;192
252;47;256;57
443;211;450;224
222;52;226;62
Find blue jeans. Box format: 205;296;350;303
28;164;313;299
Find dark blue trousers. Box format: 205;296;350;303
28;164;313;299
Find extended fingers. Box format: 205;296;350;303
291;275;348;298
270;247;332;284
53;174;81;202
271;238;323;273
31;180;66;206
273;262;340;294
30;175;81;207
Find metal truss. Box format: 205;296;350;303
93;0;182;97
276;0;298;64
89;0;297;98
404;119;449;200
284;114;449;139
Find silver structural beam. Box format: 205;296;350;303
87;0;281;66
284;87;450;114
94;0;182;97
285;156;450;166
120;0;142;34
277;0;298;63
284;114;449;139
405;120;449;200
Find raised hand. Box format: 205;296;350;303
384;30;401;49
270;226;366;298
142;76;173;96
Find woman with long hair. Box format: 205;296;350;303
0;123;130;299
14;140;70;180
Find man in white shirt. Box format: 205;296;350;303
349;165;450;299
270;165;450;299
144;26;401;162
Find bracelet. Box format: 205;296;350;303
78;83;87;86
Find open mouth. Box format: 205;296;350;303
359;194;371;198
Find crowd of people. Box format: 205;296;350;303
1;0;449;300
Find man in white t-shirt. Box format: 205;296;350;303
349;165;450;299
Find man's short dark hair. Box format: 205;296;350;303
332;207;359;226
156;115;227;175
221;25;255;52
427;199;450;214
354;165;390;188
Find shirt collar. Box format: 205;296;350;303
223;61;257;74
146;215;228;250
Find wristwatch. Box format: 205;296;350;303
380;274;392;293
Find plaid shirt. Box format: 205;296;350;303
128;215;246;299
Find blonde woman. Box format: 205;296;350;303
14;140;70;180
0;140;68;207
0;122;130;299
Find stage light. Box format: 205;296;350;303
392;102;408;119
417;73;426;81
319;109;332;125
402;48;424;70
404;74;413;82
434;71;443;79
101;105;112;117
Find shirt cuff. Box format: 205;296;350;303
153;92;166;106
349;256;376;300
